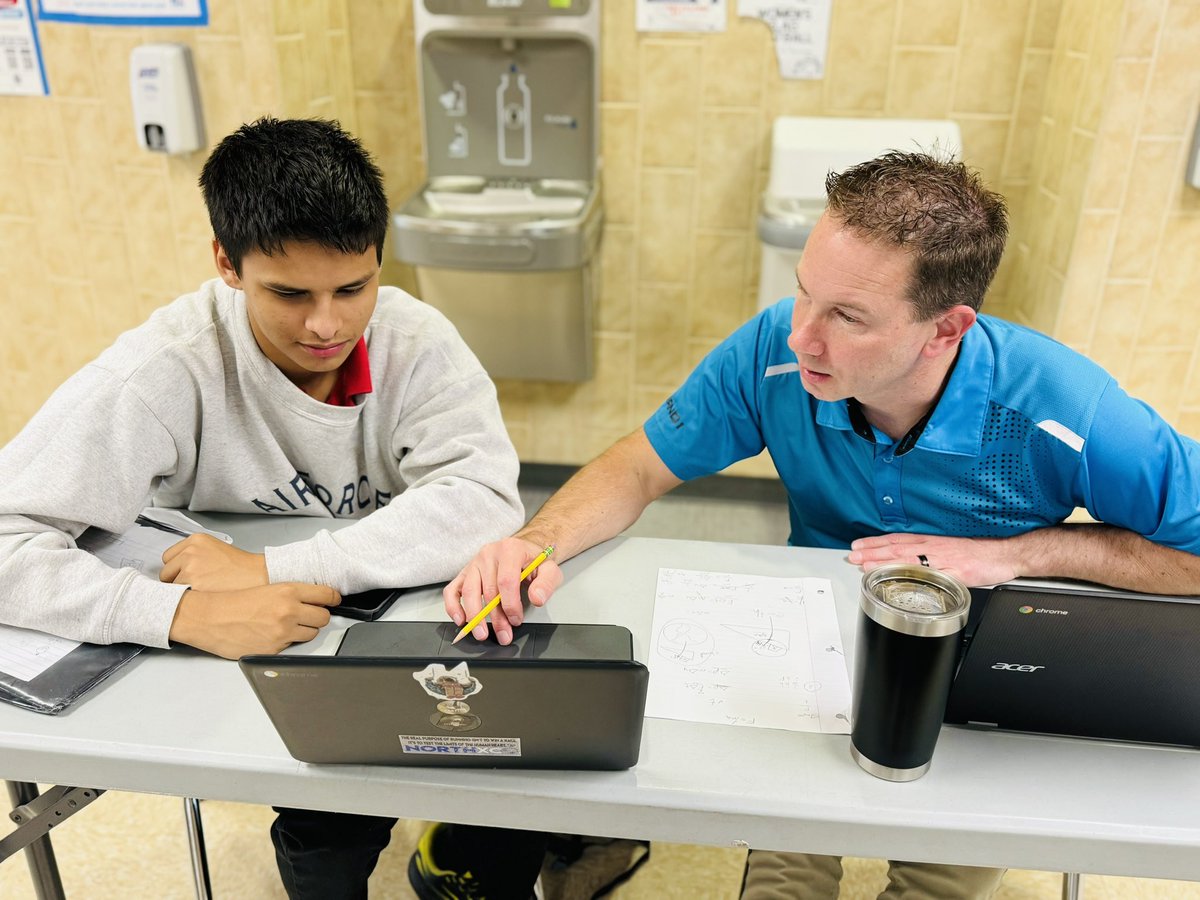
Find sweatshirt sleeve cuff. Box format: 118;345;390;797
264;540;324;586
109;577;190;649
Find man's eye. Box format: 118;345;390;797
337;285;366;296
272;289;302;299
836;309;860;324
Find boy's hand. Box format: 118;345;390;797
160;533;269;590
168;584;341;659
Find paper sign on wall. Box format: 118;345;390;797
0;0;49;96
637;0;727;33
37;0;207;26
739;0;831;80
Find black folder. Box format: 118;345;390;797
0;641;144;715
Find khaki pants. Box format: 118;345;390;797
741;850;1005;899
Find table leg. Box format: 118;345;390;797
182;797;212;900
1061;872;1084;900
4;781;66;900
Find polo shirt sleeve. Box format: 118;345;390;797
644;312;773;481
1078;380;1200;554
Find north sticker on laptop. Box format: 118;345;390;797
398;734;523;757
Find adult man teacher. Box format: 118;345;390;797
436;151;1200;899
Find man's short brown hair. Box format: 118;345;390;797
824;151;1008;318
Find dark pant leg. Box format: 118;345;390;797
270;806;397;900
438;824;550;898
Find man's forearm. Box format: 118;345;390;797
1013;524;1200;594
517;429;681;563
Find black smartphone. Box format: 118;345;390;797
331;587;405;621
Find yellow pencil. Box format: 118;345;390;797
451;545;556;644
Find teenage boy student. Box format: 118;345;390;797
439;152;1200;899
0;117;548;899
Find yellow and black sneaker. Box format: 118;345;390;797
408;822;488;899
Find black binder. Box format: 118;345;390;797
0;511;219;715
0;641;144;715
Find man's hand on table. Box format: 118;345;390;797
168;584;342;659
444;535;563;646
848;532;1019;586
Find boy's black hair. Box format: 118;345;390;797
199;117;389;275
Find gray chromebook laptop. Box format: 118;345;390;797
240;622;649;769
944;584;1200;748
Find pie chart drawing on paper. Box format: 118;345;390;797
656;619;715;664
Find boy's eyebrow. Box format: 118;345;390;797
262;273;375;293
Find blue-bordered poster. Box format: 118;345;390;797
0;0;50;96
36;0;207;26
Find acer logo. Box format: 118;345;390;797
992;663;1045;672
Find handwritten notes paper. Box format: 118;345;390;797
648;568;851;733
0;625;79;682
75;520;184;579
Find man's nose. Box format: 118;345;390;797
788;315;822;356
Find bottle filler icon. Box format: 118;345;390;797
496;70;532;166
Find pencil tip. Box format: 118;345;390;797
451;632;464;645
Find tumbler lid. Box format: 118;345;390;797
859;564;970;637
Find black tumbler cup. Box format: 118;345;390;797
850;564;970;782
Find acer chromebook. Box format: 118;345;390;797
944;584;1200;748
240;622;649;769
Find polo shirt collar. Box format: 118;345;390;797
325;336;373;407
813;321;993;457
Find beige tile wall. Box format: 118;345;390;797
997;0;1124;331
3;0;1199;469
1027;0;1200;434
0;1;364;441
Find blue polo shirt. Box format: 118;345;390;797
644;299;1200;553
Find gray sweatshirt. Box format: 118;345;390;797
0;279;523;648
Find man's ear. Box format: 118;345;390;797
924;305;977;357
212;241;242;289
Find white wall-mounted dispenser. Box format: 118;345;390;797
129;43;205;155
